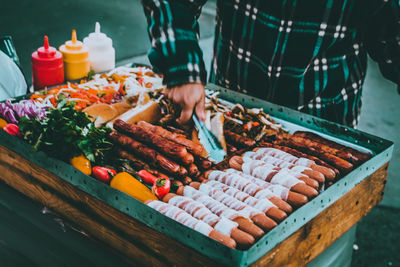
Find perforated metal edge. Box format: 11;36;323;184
0;85;394;266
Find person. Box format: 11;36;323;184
141;0;399;126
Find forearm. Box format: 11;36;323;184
142;0;208;87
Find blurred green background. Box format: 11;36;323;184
0;0;399;266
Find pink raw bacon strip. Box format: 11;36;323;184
147;201;213;236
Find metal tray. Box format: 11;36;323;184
0;84;394;266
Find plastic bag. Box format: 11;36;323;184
0;50;27;101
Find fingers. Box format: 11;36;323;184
167;83;205;125
195;94;206;121
164;88;171;98
177;103;195;124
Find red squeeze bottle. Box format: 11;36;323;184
31;36;64;90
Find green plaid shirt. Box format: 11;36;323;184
142;0;400;127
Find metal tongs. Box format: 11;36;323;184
192;114;226;163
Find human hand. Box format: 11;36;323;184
167;83;206;125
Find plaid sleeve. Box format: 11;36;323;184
142;0;208;88
364;0;400;91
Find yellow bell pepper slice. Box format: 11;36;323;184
110;172;157;203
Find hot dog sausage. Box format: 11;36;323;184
262;142;339;179
195;156;213;170
188;163;200;178
162;193;255;249
194;180;287;222
293;131;371;164
250;148;325;184
190;182;278;231
224;130;256;148
273;139;353;174
110;131;188;177
229;156;318;198
114;119;194;165
205;169;307;208
147;200;236;248
289;135;358;164
176;186;265;239
137;121;209;158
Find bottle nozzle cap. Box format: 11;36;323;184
64;30;84;50
95;22;100;34
44;35;49;50
71;30;77;44
37;35;57;58
83;22;111;46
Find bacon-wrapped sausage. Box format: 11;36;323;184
192;180;287;222
176;186;265;239
189;182;278;232
229;157;319;199
146;200;236;248
205;169;307;209
260;142;339;179
274;138;353;174
162;193;255;249
245;148;324;185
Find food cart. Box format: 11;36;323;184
0;80;393;266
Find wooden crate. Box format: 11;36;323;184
0;143;390;267
0;86;394;266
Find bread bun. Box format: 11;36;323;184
83;104;119;127
108;100;162;128
210;112;227;152
111;102;132;115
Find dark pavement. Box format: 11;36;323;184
1;0;399;266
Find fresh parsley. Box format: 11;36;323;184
19;96;113;164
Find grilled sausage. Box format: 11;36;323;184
224;130;256;148
110;131;188;177
114;119;194;165
289;135;358;164
138;121;209;158
293;131;371;164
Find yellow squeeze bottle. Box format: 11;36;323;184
59;30;90;80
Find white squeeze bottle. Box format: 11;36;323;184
83;22;115;73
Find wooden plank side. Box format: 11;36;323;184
0;159;166;267
252;163;388;267
0;145;219;267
